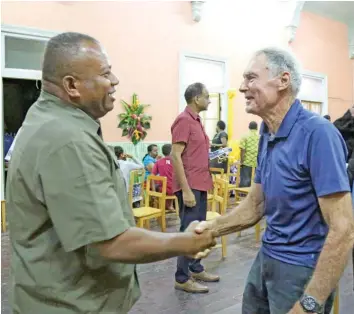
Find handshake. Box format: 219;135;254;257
183;220;218;259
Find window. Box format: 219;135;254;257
301;100;322;114
298;72;328;116
5;36;47;71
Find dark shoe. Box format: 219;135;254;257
174;279;209;293
190;271;220;282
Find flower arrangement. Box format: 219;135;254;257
117;94;152;145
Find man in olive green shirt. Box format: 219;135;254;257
239;121;260;187
6;32;216;314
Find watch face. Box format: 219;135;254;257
303;296;316;311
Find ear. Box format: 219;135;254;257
62;75;81;98
278;71;291;92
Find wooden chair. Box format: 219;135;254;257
150;175;179;216
333;288;339;314
128;169;146;208
234;186;263;242
209;167;225;179
165;194;179;216
132;175;167;231
208;168;225;206
225;161;241;206
1;200;6;233
206;177;228;258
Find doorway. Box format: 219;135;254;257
3;78;41;135
3;78;41;195
1;24;58;200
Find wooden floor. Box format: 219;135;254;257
1;229;354;314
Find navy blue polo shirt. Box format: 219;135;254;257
256;99;350;268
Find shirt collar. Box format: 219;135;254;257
260;99;302;139
184;106;200;121
40;90;101;136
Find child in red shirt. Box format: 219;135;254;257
152;144;174;211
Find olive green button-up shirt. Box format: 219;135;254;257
6;91;140;313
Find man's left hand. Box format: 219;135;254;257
287;302;307;314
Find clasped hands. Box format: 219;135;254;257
185;220;217;259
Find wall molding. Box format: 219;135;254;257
1;24;59;39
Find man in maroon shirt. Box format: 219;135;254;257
152;144;174;210
171;82;220;293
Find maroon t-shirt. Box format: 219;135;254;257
171;106;213;193
152;156;173;195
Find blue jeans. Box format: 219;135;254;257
243;251;335;314
175;189;207;283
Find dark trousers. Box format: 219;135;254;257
239;165;253;187
243;251;335;314
175;189;207;283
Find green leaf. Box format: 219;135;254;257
136;106;144;115
122;129;129;137
132;136;139;145
142;121;151;129
118;119;128;129
141;131;147;140
118;113;127;119
121;99;132;113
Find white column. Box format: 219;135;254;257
285;1;305;44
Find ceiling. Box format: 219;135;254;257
303;1;354;25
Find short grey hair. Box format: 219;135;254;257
254;47;302;96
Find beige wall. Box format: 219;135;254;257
292;11;353;120
2;1;352;140
1;1;287;141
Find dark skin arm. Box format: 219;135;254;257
211;136;228;148
94;221;216;264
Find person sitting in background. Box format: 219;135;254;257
4;123;15;164
210;120;228;173
323;114;331;121
114;146;143;191
239;121;259;187
152;144;174;211
142;144;158;180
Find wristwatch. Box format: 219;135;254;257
299;295;324;313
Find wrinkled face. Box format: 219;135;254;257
195;88;211;112
63;42;119;120
150;146;159;158
239;54;290;116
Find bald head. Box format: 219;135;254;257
42;32;101;83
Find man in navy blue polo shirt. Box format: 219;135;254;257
196;47;354;313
